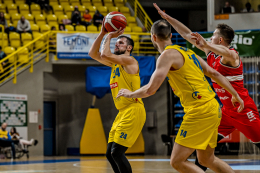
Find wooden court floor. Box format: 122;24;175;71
0;155;260;173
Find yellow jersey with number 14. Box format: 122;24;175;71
165;45;215;112
110;59;143;110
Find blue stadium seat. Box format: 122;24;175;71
175;120;183;128
175;113;185;118
174;101;182;108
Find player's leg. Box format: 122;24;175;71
106;142;120;173
111;142;132;173
197;145;234;173
170;143;204;172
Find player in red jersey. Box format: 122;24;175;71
154;3;260;171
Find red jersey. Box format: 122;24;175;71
207;47;249;109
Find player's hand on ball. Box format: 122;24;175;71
108;27;125;38
231;94;244;113
153;3;170;20
117;89;132;98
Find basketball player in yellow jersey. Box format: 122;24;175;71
117;19;244;173
89;22;146;173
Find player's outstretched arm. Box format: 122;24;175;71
100;28;136;66
89;20;112;67
191;32;239;62
116;49;175;99
196;55;244;112
153;3;210;54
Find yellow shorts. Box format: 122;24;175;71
108;103;146;148
175;99;221;150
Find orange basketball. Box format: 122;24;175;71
104;12;127;32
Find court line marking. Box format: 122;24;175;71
128;159;252;162
0;171;54;173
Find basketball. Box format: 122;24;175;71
104;12;127;32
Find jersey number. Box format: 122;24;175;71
120;132;127;139
113;68;120;78
180;130;187;138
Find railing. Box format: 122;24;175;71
126;0;153;31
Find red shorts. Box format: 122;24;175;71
218;97;260;143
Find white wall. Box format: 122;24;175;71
208;0;260;31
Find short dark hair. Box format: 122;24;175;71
151;19;171;40
117;35;134;54
216;23;234;45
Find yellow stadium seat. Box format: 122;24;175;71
19;4;30;15
4;47;16;63
108;6;118;12
17;47;29;64
0;33;8;47
64;5;74;13
88;6;96;13
78;5;86;13
98;25;101;31
66;12;72;18
97;6;107;16
30;4;41;15
87;25;97;31
9;32;21;49
7;4;18;14
40;24;50;32
123;13;131;18
124;26;131;32
126;16;136;24
81;0;91;3
132;26;142;32
35;14;46;25
114;2;124;7
93;2;102;7
119;6;130;14
21;33;32;47
24;14;34;24
82;2;92;7
50;1;59;6
4;0;13;5
11;13;21;24
58;14;68;24
131;35;138;42
71;2;81;6
92;0;102;3
16;0;26;5
60;2;70;6
128;23;137;27
65;25;74;31
49;24;58;30
53;5;64;16
33;32;45;49
114;0;124;4
13;21;19;27
47;14;58;25
31;24;39;33
104;3;114;8
0;4;6;13
4;13;10;23
76;25;86;31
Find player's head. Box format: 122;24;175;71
1;123;7;130
211;24;234;46
151;19;172;51
114;35;134;55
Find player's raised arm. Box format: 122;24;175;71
153;3;210;54
117;49;176;99
89;19;112;67
196;54;244;112
191;32;239;63
100;28;136;66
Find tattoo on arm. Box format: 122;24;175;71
101;37;109;51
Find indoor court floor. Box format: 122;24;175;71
0;155;260;173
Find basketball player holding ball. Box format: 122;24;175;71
89;12;146;173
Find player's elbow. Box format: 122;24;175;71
101;53;110;60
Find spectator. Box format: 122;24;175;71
17;16;32;34
71;6;82;25
222;1;235;13
83;9;92;26
0;46;9;81
0;123;18;159
10;127;38;153
37;0;53;13
49;26;56;49
93;10;104;27
241;2;254;12
59;24;67;31
0;12;9;34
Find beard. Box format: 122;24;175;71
114;49;126;55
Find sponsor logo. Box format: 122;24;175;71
247;111;256;122
219;96;229;100
110;82;118;89
62;35;89;50
215;88;225;93
192;91;202;99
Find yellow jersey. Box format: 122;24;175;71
165;45;215;112
0;129;10;139
110;58;143;110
